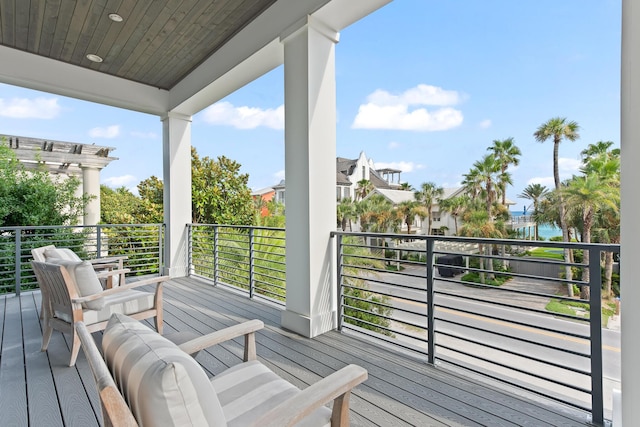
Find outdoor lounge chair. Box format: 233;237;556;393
75;313;368;427
31;260;167;366
32;245;129;321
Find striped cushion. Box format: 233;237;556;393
102;314;226;427
211;360;331;427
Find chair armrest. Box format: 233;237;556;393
178;320;264;360
254;365;368;427
88;256;128;265
95;268;131;279
72;276;169;303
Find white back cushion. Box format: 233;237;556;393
46;259;105;310
103;314;227;427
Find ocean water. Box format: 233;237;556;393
510;210;562;240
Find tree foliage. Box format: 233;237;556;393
191;149;255;225
0;143;86;226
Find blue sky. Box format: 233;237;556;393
0;0;621;211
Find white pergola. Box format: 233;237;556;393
1;1;638;423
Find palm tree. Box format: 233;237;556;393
469;154;501;219
562;174;619;300
487;138;521;205
459;210;503;284
358;195;401;233
414;182;444;235
399;182;414;191
580;140;619;163
438;195;469;235
337;198;356;231
355;179;374;201
534;117;580;297
397;200;428;234
518;183;550;239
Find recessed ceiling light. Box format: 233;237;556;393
109;13;123;22
86;54;103;63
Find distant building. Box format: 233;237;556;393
251;187;276;217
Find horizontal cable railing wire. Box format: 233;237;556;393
332;231;619;426
0;223;164;295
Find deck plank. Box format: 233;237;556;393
0;295;28;426
21;293;64;427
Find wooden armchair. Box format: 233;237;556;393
31;260;167;366
76;314;368;427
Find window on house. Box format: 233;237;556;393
432;228;445;236
336;187;341;201
345;187;351;199
362;165;366;179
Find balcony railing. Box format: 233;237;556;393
0;223;164;295
332;231;620;426
188;224;286;305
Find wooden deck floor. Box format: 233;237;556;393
0;277;592;426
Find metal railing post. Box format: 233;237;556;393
336;234;344;331
249;228;254;298
160;224;165;274
15;228;22;295
426;237;435;364
213;226;219;286
186;224;192;277
96;224;102;258
589;246;604;426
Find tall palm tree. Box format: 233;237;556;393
487;138;521;205
469;154;501;219
580;140;619;163
459;210;503;284
534;117;580;297
562;174;619;300
358;195;401;233
415;182;444;235
518;183;550;239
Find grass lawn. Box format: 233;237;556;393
545;298;617;326
525;247;564;260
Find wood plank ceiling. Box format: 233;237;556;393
0;0;277;90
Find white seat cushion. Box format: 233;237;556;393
102;313;226;427
55;290;155;324
46;258;105;310
212;360;331;427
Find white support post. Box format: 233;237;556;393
280;16;339;338
80;165;101;225
162;112;192;278
621;0;638;424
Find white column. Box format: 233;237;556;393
162;112;192;277
621;0;638;423
81;165;101;225
280;16;339;338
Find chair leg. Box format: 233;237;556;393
41;321;53;351
69;330;81;367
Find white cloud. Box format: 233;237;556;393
103;175;137;187
352;84;464;131
0;97;61;119
130;131;157;139
479;119;492;129
388;141;400;149
274;170;285;181
558;157;581;174
374;161;424;173
203;101;284;130
89;125;120;138
527;158;582;188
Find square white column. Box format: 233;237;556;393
280;17;339;338
162;112;192;277
621;0;638;423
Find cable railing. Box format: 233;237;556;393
0;223;164;295
332;231;619;426
188;224;286;306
